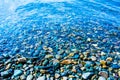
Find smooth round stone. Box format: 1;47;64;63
37;76;45;80
55;73;60;79
91;56;97;61
1;69;13;78
111;63;120;69
5;63;11;70
12;70;23;78
45;54;53;58
17;57;27;63
99;71;108;78
20;75;26;80
85;61;92;68
98;76;106;80
55;55;61;59
118;71;120;77
26;74;33;80
82;72;94;79
62;77;68;80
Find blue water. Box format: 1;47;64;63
0;0;120;56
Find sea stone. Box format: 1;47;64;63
91;56;97;61
12;70;23;78
111;63;120;69
118;71;120;77
98;76;106;80
20;75;26;80
106;57;113;61
17;57;26;63
5;63;11;70
55;73;60;79
61;59;77;65
37;76;45;80
62;77;68;80
82;72;94;79
99;71;108;78
26;74;33;80
100;60;107;68
1;69;13;78
45;54;53;58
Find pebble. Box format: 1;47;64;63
118;71;120;77
37;76;45;80
12;70;23;78
99;71;108;78
92;44;98;47
26;74;33;80
5;63;11;70
111;63;120;69
91;56;97;61
61;59;77;65
82;72;94;79
47;47;53;52
55;54;61;59
1;69;13;78
101;52;106;56
62;77;68;80
87;38;92;42
106;57;113;61
98;76;106;80
100;60;107;68
55;73;60;79
20;75;26;80
45;54;53;58
17;57;27;63
85;61;92;68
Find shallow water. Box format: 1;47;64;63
0;0;120;56
0;0;120;80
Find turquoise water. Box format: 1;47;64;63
0;0;120;56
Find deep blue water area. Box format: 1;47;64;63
0;0;120;56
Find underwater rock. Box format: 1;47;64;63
37;76;46;80
20;75;26;80
98;76;106;80
5;63;11;70
106;57;113;61
45;54;53;58
99;71;108;78
12;70;23;78
82;72;94;79
55;73;60;79
0;69;13;78
61;59;77;65
26;74;33;80
100;60;107;68
111;63;120;69
62;77;68;80
17;57;27;63
91;56;97;61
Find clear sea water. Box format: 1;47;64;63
0;0;120;56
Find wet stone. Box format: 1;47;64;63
37;76;46;80
0;69;13;78
110;63;120;69
12;70;23;78
98;76;106;80
26;74;33;80
20;75;26;80
99;71;108;78
82;72;94;79
17;57;27;63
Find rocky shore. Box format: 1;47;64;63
0;26;120;80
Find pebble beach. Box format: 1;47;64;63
0;0;120;80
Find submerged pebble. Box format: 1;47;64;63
82;72;94;79
12;70;23;78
